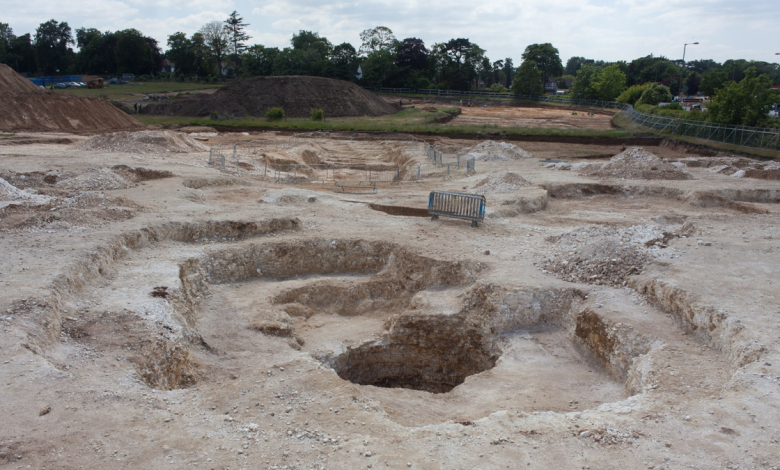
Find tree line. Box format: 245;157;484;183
1;17;778;125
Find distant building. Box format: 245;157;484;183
544;81;558;94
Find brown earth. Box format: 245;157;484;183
143;75;400;118
0;64;143;133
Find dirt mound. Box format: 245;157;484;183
0;177;54;208
79;130;208;153
144;76;399;118
463;141;532;161
55;168;136;191
540;225;684;286
582;147;694;180
0;65;143;133
473;172;530;193
0;64;44;95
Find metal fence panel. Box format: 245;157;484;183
428;190;486;227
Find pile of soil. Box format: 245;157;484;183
582;147;694;180
473;172;530;193
463;141;532;161
0;177;54;208
55;168;137;191
144;76;399;118
540;225;685;286
78;130;209;153
0;64;143;132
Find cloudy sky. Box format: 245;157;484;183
2;0;778;64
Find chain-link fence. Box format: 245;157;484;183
366;87;780;151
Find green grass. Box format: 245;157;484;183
1;133;15;137
138;107;631;138
612;114;780;160
52;82;224;101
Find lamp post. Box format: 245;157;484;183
679;42;699;98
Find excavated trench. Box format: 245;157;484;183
27;217;735;416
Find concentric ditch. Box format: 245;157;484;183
29;219;738;426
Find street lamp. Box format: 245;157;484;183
679;42;699;98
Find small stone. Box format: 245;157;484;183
407;463;412;467
484;250;490;255
364;451;372;457
684;415;691;421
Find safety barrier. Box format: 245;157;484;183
428;191;486;227
366;87;780;151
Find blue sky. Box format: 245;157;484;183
2;0;778;64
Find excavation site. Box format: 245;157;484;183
2;102;780;468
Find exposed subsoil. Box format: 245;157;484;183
144;75;400;118
0;64;144;133
1;118;780;470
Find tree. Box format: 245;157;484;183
8;33;36;73
565;56;594;76
396;38;428;70
166;32;194;75
570;64;602;99
35;19;74;74
491;60;503;86
199;21;229;77
594;64;626;100
359;26;396;56
114;29;154;75
327;42;357;81
617;84;649;105
511;60;543;95
75;29;118;74
289;31;332;76
521;43;562;85
708;67;778;126
241;45;279;77
361;48;401;87
503;58;513;87
224;11;250;75
0;23;13;65
700;69;728;97
637;83;672;105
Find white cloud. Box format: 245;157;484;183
1;0;777;63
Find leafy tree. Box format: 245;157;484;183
594;64;626;100
359;26;396;56
617;84;648;105
687;59;720;74
626;54;681;87
360;48;402;87
565;56;594;76
166;32;194;75
8;33;36;73
289;31;332;76
637;83;672;105
241;45;279;77
521;43;562;85
490;60;503;86
190;33;210;76
35;19;73;74
396;38;428;70
224;11;250;74
114;29;153;75
0;23;13;65
503;58;513;87
511;60;543;95
707;67;778;126
700;68;728;97
685;73;701;95
570;64;602;99
199;21;229;78
75;29;118;74
327;42;358;81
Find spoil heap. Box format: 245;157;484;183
143;75;399;118
472;171;531;194
79;130;209;154
582;147;694;180
0;64;143;132
462;141;533;161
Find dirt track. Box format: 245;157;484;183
1;127;780;470
449;106;615;129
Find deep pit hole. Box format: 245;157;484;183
328;314;500;393
368;203;430;217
